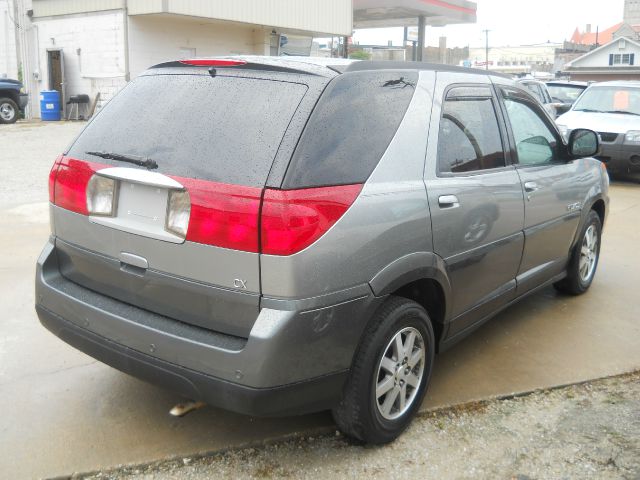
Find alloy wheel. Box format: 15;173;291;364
375;327;426;420
0;102;16;122
579;224;598;282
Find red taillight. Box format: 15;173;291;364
49;156;361;255
53;157;108;215
176;177;262;252
179;59;247;67
261;184;363;256
48;155;63;203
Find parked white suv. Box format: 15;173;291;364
557;81;640;180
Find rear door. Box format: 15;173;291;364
425;73;525;337
53;71;313;338
495;85;585;293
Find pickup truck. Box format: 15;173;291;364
0;78;28;124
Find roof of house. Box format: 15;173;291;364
570;23;621;45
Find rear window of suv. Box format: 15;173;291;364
282;70;418;189
67;74;308;187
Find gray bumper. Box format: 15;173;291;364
35;239;380;416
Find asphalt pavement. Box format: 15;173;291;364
1;121;639;479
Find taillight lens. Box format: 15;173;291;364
49;157;361;255
48;155;63;203
53;157;108;215
86;175;117;216
175;177;262;252
261;184;363;256
165;189;191;238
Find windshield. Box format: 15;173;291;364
572;86;640;115
68;74;308;187
547;84;586;103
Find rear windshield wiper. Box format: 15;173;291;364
86;151;158;169
602;110;640;116
573;108;605;113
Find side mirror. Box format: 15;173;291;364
568;129;599;158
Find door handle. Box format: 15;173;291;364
524;181;539;193
438;194;460;208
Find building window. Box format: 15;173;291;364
610;53;635;65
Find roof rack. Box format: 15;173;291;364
343;61;512;78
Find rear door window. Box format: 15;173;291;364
67;74;308;187
437;87;506;174
282;71;417;189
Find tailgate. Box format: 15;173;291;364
50;72;309;337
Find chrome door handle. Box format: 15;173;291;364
524;181;539;193
438;194;460;208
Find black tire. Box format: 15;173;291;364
0;98;19;124
554;209;602;295
332;296;435;444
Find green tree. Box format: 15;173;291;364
349;50;371;61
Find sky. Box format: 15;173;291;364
351;0;626;48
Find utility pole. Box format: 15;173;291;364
483;29;490;70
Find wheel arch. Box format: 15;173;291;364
0;89;19;104
369;252;451;349
570;195;607;250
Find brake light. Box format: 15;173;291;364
175;177;262;252
48;155;63;203
53;157;108;215
261;184;363;256
49;157;361;255
179;59;247;67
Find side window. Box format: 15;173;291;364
437;90;506;174
503;97;559;166
522;83;542;103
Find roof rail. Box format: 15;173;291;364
343;61;512;79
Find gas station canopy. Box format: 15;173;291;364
353;0;477;29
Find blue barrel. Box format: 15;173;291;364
40;90;61;121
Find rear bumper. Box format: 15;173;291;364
37;305;347;416
35;238;380;416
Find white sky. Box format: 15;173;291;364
351;0;626;48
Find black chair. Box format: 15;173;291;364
66;94;90;120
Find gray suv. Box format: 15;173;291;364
36;58;608;444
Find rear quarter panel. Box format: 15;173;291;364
260;71;437;299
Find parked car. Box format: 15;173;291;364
556;81;640;180
546;80;589;115
517;78;559;118
36;58;608;444
0;78;28;124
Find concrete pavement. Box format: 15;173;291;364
1;122;639;479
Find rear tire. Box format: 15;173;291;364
0;98;19;124
332;296;435;444
554;210;602;295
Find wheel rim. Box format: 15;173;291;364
579;224;598;283
0;102;15;121
375;326;426;421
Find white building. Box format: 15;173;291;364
565;36;640;81
468;43;560;76
10;0;353;117
5;0;477;118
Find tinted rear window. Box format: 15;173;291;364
282;71;417;189
68;74;308;187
